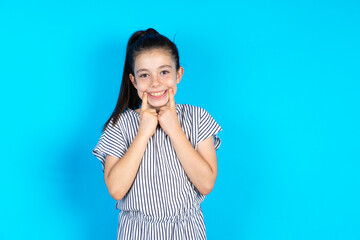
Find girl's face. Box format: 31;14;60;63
129;49;184;110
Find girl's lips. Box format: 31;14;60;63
147;90;168;99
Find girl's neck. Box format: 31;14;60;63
135;103;170;113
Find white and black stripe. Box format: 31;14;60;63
93;104;222;240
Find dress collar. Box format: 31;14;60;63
127;103;181;117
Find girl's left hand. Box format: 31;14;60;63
158;88;182;137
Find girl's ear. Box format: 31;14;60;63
176;67;184;84
129;74;137;89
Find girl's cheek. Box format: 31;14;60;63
137;81;148;92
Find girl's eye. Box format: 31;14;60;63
139;73;149;78
161;70;169;75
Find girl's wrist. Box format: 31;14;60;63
136;129;153;142
167;125;184;140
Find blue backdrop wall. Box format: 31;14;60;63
1;0;359;239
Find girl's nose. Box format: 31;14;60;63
151;76;161;86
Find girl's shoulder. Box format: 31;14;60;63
175;103;208;116
121;108;140;119
106;108;139;130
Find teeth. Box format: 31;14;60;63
149;90;165;96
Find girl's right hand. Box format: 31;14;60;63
138;92;158;139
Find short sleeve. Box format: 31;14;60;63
197;108;222;150
92;118;127;171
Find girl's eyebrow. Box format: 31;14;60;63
136;65;173;74
136;68;148;74
159;65;173;69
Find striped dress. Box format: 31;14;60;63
93;104;222;240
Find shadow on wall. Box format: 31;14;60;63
58;39;126;239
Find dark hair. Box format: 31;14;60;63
103;28;180;131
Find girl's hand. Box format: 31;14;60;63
158;88;182;137
138;92;158;139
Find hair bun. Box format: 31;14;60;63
129;28;159;48
143;28;159;35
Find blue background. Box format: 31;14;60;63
1;0;359;239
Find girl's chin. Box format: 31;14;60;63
148;101;169;109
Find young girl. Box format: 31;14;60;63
93;28;222;240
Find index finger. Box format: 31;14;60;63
169;88;175;109
141;92;148;111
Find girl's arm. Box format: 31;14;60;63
169;131;217;195
158;89;218;195
104;93;158;201
104;135;148;201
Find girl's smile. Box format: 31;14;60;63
147;89;168;101
129;49;184;109
148;90;167;97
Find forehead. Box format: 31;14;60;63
134;49;175;69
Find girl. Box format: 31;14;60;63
93;28;222;240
